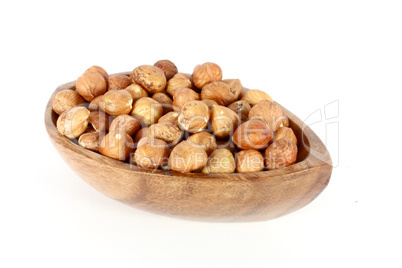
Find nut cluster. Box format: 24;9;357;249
53;61;298;173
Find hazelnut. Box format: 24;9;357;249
166;73;194;96
131;65;166;94
148;122;183;146
227;100;251;123
152;92;173;113
222;79;242;101
177;101;209;133
202;149;235;174
201;81;235;106
158;111;180;125
201;99;218;110
76;70;107;101
109;115;141;136
57;106;90;139
210;105;240;139
248;100;286;132
125;83;149;101
99;89;133;116
88;95;104;111
172;88;200;110
134;127;148;143
241;89;273;106
265;138;298;170
154;60;178;80
168;140;208;173
134;137;170;168
187;132;217;155
88;111;110;132
52;89;85;115
86;65;108;82
99;130;134;160
273;127;298;145
107;74;132;91
131;97;163;126
232;119;273;150
235;150;264;173
192;62;222;89
78;132;105;152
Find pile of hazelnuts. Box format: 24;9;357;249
53;60;298;173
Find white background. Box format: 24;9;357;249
1;0;401;267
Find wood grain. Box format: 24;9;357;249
45;72;332;222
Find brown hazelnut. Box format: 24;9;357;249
154;60;178;80
210;105;240;139
52;89;85;115
78;132;105;152
235;150;264;173
158;111;180;125
187;132;217;156
166;73;194;96
168;140;208;173
107;74;132;91
192;62;222;89
109;115;141;136
99;90;133;116
131;97;163;126
201;99;218;110
88;95;104;111
241;89;273;106
232;119;273;150
222;79;242;101
134;137;170;168
273;127;298;145
125;83;149;101
86;65;108;82
172;88;200;110
227;100;251;123
131;65;166;94
57;106;90;139
76;70;107;101
99;131;134;161
152;92;173;113
177;101;209;133
202;149;235;174
134;127;148;143
248;100;286;132
265;138;298;170
88;111;110;132
148;122;183;146
201;81;235;106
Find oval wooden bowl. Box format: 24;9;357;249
45;73;332;222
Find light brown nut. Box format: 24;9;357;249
99;89;133;116
131;97;163;126
202;149;235;174
134;127;148;143
76;70;107;101
236;150;264;173
134;137;170;168
166;73;194;96
57;106;90;139
273;127;298;145
201;81;235;106
158;111;180;125
177;101;209;133
241;89;273;106
131;65;167;94
154;60;178;80
227;100;251;123
88;111;110;132
192;62;222;89
88;95;104;111
201;99;218;111
78;132;105;152
232;119;273;150
172;88;200;110
168;140;208;173
248;100;286;132
125;83;149;101
265;138;298;170
99;131;134;161
210;105;240;139
222;79;242;101
107;74;132;91
109;115;141;136
148;122;183;146
187;132;217;156
52;89;85;115
152;92;173;113
86;65;108;82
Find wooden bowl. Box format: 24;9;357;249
45;73;332;222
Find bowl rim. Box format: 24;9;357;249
45;72;332;180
